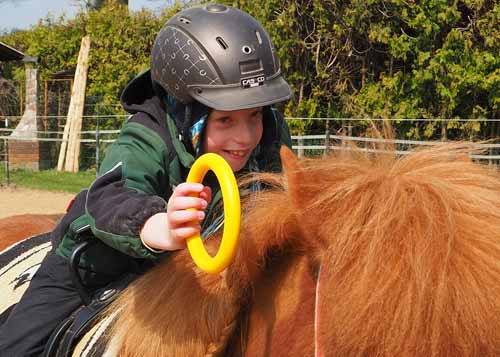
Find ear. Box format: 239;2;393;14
279;146;326;251
280;146;304;208
280;145;299;173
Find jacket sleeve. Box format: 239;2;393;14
85;119;170;259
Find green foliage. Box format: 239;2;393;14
83;4;161;112
0;1;181;122
1;0;499;140
231;0;500;139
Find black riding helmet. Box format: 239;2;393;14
151;3;292;110
149;3;292;155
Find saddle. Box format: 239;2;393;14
43;241;140;357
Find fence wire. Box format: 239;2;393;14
1;116;499;186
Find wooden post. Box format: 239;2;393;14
67;36;90;172
57;90;74;171
57;36;91;172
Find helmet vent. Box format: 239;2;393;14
179;17;191;24
216;37;229;50
206;4;227;12
242;45;253;55
255;31;262;45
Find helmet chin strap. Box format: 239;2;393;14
182;103;195;153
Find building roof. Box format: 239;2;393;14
51;69;76;79
0;41;37;63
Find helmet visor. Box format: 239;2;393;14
187;74;292;111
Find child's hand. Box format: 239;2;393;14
140;183;211;251
166;183;212;248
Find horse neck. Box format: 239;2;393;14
241;252;317;356
227;190;303;285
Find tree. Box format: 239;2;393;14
78;0;129;10
1;0;499;140
0;75;18;117
227;0;499;140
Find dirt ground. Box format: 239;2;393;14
0;186;74;218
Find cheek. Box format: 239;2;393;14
202;122;222;153
202;127;213;153
203;135;219;153
253;120;264;144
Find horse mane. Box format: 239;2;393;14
104;169;298;356
105;142;500;356
283;143;500;356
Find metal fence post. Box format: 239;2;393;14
298;137;304;158
324;119;330;156
95;115;100;176
5;138;10;186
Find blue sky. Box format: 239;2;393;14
0;0;172;33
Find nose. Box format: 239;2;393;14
234;119;256;146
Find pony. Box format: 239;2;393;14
1;143;500;356
99;143;500;356
0;214;61;327
0;214;61;251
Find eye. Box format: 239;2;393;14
251;110;263;120
216;116;231;125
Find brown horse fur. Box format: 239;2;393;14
105;143;500;356
0;214;61;251
105;170;302;356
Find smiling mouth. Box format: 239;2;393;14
224;150;247;158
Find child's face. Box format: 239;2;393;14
202;107;263;172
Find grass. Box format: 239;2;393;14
0;163;95;193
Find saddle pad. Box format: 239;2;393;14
72;310;119;356
0;233;52;315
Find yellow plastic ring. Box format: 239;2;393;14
185;153;240;274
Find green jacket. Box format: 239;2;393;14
52;71;292;283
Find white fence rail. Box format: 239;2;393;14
291;134;500;161
1;130;499;155
1;118;499;184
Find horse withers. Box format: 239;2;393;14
0;213;61;252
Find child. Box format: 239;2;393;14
0;3;292;355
